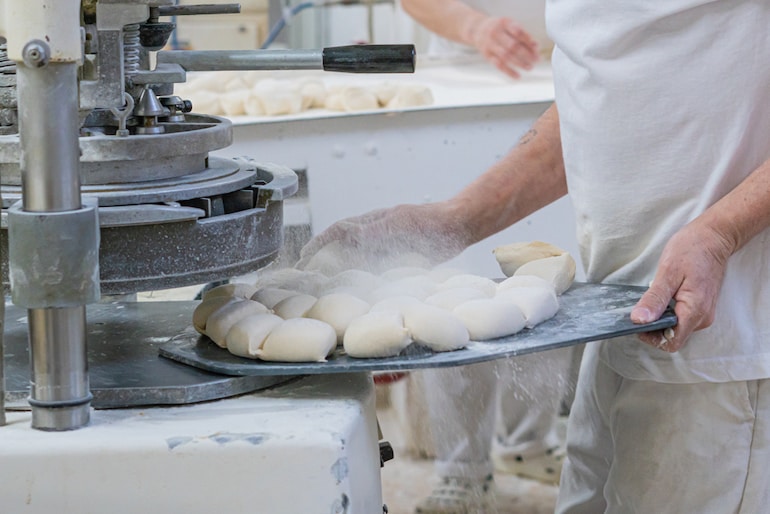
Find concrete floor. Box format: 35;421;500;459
377;386;559;514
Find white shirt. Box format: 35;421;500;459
427;0;551;57
549;0;770;383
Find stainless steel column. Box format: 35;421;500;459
17;60;91;430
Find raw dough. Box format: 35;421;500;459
497;275;555;294
205;299;270;348
325;269;383;292
244;93;265;116
250;287;297;309
225;313;284;358
202;283;259;301
453;298;527;340
299;79;327;109
425;287;488;311
514;253;576;295
401;302;469;352
493;241;566;277
256;318;337;362
340;86;379;112
272;293;318;319
343;310;412;358
369;295;423;316
386;84;433;109
380;266;430;281
437;274;497;297
193;296;238;335
304;292;371;342
368;278;434;303
220;90;247;116
495;286;559;328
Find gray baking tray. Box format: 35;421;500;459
159;282;677;376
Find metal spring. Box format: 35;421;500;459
123;23;140;83
0;43;17;74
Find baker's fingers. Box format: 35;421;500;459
631;276;680;325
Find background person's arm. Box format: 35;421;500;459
401;0;540;79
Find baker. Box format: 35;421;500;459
298;0;770;511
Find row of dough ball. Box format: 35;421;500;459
192;242;575;363
175;72;434;117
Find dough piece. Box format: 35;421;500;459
244;92;265;116
369;295;423;316
187;90;222;115
495;286;559;328
226;313;284;358
371;81;398;107
386;84;433;109
497;275;555;294
322;285;371;301
326;269;383;292
299;79;327;109
220;90;247;116
202;283;260;301
256;89;303;116
205;299;270;348
340;86;379;112
343;311;412;358
438;274;497;297
368;278;434;304
272;293;318;319
514;253;576;295
224;75;249;92
187;72;226;93
402;302;469;352
193;296;238;335
305;293;371;342
425;287;488;311
380;266;430;281
250;287;297;309
427;267;464;283
493;241;566;277
256;318;337;362
453;298;527;340
324;91;345;111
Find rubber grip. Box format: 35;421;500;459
322;44;416;73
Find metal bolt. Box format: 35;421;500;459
22;40;50;68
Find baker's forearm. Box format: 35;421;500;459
446;104;567;246
697;157;770;255
400;0;487;46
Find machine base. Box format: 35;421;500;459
0;373;383;514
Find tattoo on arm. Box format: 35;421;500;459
519;129;537;145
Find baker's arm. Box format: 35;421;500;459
400;0;540;79
295;104;566;271
632;157;770;351
451;103;566;246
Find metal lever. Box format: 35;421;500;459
322;45;415;73
157;4;241;16
156;44;416;74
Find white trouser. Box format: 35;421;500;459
421;347;573;480
557;342;770;513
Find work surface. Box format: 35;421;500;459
160;282;677;375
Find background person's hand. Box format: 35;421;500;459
630;220;735;352
470;17;540;79
295;202;470;274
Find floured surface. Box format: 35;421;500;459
160;282;677;375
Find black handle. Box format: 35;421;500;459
322;45;416;74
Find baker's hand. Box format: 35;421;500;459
470;17;540;80
630;221;735;352
295;202;469;274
